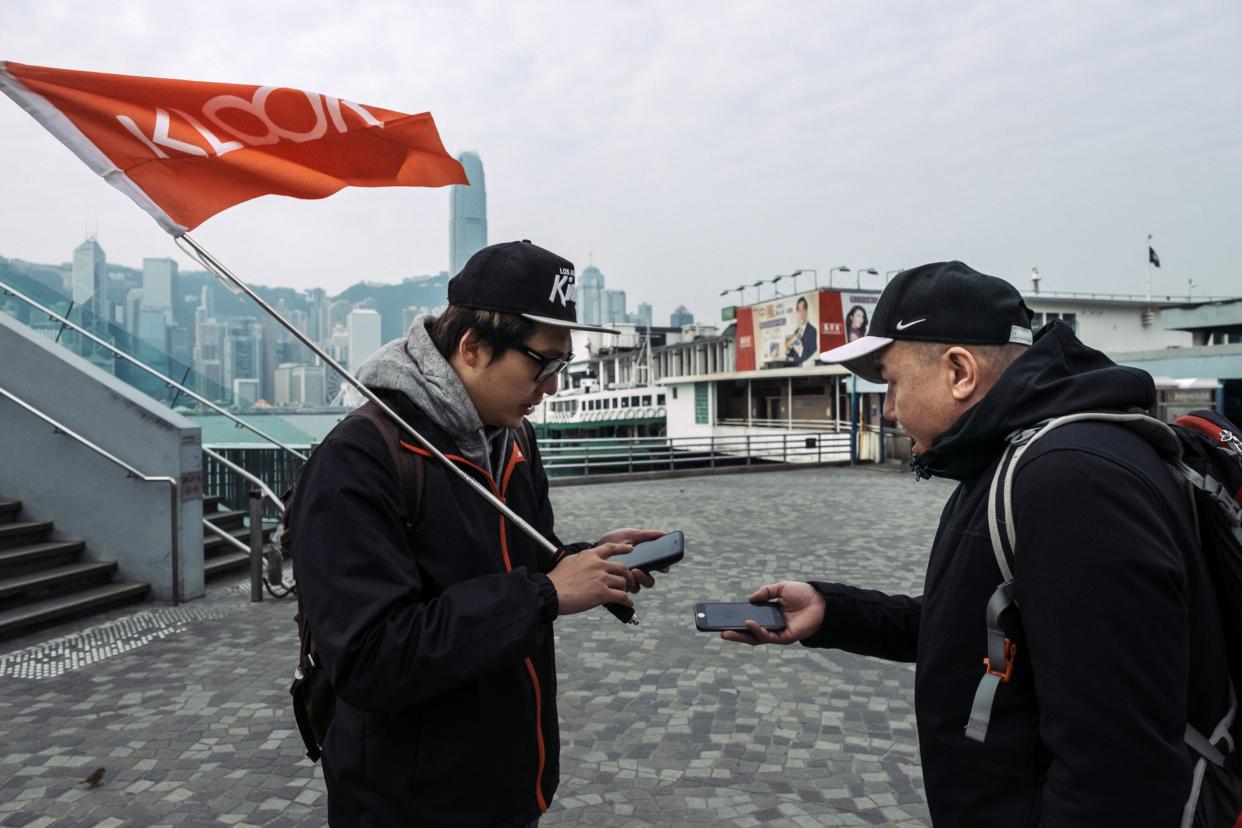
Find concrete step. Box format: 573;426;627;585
0;520;52;551
204;494;223;513
204;509;246;532
0;581;150;639
0;500;20;525
0;540;85;580
204;550;250;579
0;560;118;606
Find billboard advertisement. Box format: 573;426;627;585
735;289;880;371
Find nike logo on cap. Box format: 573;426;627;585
895;319;926;331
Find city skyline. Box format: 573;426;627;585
1;2;1237;327
1;226;692;411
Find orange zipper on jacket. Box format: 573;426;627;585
398;436;549;813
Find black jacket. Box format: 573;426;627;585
291;390;575;827
804;323;1234;825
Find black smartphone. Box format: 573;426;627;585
611;531;684;573
694;602;786;632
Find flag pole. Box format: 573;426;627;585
1146;233;1153;305
174;233;560;557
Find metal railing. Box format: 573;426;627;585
1025;289;1235;303
716;417;849;431
538;431;852;478
202;447;292;602
0;383;182;604
204;431;858;483
0;279;308;463
202;447;285;515
202;446;305;517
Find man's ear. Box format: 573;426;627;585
945;346;980;401
457;329;492;371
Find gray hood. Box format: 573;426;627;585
355;315;508;478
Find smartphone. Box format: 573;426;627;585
611;531;684;573
694;602;786;632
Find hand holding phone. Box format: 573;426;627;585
597;530;682;625
694;601;786;632
611;531;684;573
717;582;826;646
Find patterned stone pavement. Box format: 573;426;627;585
0;464;955;827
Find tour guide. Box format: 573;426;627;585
291;241;666;826
724;261;1236;825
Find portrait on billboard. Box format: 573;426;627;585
819;290;881;352
785;295;819;364
845;304;869;341
751;291;821;367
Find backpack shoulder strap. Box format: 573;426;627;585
515;418;534;464
349;401;426;528
967;411;1199;746
989;411;1180;577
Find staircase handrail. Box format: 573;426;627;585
202;519;250;553
0;383;183;604
0;278;307;462
202;446;285;516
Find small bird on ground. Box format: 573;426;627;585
80;767;105;788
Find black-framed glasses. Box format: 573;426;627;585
516;345;574;382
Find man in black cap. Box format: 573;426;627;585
723;261;1235;824
291;241;667;827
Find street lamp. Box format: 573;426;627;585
770;274;785;295
829;266;850;288
721;285;746;305
856;267;878;289
751;279;767;301
791;268;818;290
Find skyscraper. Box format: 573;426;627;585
636;302;653;329
222;319;264;396
579;264;605;327
72;237;106;318
141;257;178;320
347;308;382;372
670;305;695;327
450;151;487;275
194;317;224;396
603;289;628;326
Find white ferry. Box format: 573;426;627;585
529;384;668;438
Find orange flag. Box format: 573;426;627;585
0;61;468;234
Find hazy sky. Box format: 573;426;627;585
1;1;1239;324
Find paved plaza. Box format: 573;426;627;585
0;464;955;827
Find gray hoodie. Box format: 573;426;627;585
355;315;509;478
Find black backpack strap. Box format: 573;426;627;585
512;420;567;568
349;401;426;529
966;412;1215;753
515;418;533;465
289;402;428;763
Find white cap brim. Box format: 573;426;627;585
521;313;621;335
819;335;893;383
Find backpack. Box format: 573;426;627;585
964;408;1242;826
285;401;532;762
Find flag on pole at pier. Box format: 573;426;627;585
1149;243;1161;268
0;61;467;235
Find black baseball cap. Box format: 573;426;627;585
820;261;1033;383
447;240;620;334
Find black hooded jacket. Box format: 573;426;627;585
291;390;578;827
803;322;1234;825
